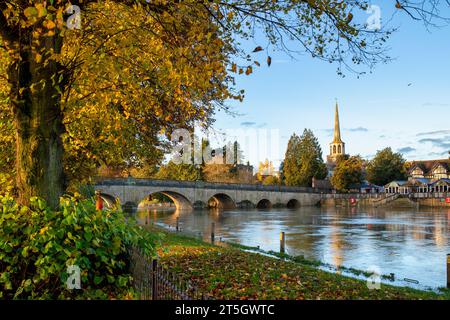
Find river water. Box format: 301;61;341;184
138;206;450;290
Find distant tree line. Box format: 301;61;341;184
106;128;409;191
279;131;408;192
124;129;328;186
330;147;408;192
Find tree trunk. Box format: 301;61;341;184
8;35;66;209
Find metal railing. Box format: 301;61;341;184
322;193;383;199
411;192;450;198
372;193;400;205
383;192;450;199
129;247;207;300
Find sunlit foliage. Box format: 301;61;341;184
283;129;327;187
0;195;157;299
331;155;364;192
0;0;447;205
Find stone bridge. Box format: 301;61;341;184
94;178;323;211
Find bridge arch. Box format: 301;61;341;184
146;191;193;210
287;199;300;209
256;199;272;209
122;201;138;213
208;193;236;209
99;193;118;209
193;200;207;209
237;200;255;209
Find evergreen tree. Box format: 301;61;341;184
366;148;407;186
283;133;301;186
279;161;285;184
283;129;327;186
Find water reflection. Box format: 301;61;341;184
137;206;450;289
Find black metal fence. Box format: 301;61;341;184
129;247;206;300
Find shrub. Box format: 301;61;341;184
75;184;96;200
0;195;158;299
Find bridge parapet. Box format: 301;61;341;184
95;177;323;194
94;177;323;211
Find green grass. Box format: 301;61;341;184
149;226;450;300
225;242;397;281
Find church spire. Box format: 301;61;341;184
333;101;343;144
327;100;346;168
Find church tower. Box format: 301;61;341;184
327;102;346;164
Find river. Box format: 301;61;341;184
137;206;450;290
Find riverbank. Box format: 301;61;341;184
321;194;450;208
147;225;450;300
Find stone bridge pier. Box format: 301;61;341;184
94;178;322;211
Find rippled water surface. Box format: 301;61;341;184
138;206;450;289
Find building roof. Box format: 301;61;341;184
430;178;450;186
404;178;432;186
408;159;450;175
385;180;408;187
413;177;431;184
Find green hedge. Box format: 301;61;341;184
0;195;158;299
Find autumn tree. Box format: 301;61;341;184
256;159;275;182
202;139;248;183
331;155;364;192
283;130;327;187
262;175;281;186
154;161;203;181
0;1;236;207
1;0;447;208
366;147;407;186
0;59;13;187
153;137;247;183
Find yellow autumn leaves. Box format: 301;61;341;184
56;1;237;184
22;3;64;35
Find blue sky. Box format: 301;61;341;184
209;3;450;168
